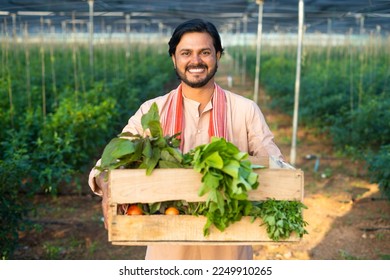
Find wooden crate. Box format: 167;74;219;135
107;157;304;245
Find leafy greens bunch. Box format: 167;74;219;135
97;103;190;174
188;137;263;236
251;199;308;241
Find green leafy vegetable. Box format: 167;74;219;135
250;199;309;241
96;102;188;174
187;137;263;236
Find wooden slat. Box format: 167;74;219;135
109;168;303;203
111;240;297;245
248;156;269;167
109;215;300;245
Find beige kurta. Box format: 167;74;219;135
89;86;283;260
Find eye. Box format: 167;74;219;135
201;50;211;56
180;51;190;56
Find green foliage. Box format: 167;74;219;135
366;145;390;200
0;130;33;259
245;48;296;111
241;42;390;199
330;96;390;154
0;44;175;195
250;199;308;241
25;86;119;195
0;44;177;258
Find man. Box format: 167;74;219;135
89;18;283;260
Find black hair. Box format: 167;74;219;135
168;18;224;57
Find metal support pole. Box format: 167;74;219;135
359;15;365;35
235;20;241;74
242;14;248;85
11;13;16;41
88;0;94;82
125;14;131;58
253;0;264;105
290;0;305;165
40;16;46;121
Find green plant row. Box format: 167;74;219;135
236;41;389;200
0;44;176;259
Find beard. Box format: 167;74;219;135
175;63;218;88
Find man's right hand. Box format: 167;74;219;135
95;171;109;230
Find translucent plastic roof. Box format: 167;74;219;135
0;0;389;35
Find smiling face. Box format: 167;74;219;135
172;32;221;88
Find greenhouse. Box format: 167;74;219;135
1;0;389;267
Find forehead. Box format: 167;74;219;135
176;32;215;51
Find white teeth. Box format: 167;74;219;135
188;68;204;73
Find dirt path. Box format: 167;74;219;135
13;58;390;260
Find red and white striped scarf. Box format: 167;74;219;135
161;83;228;151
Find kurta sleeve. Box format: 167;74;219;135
246;101;284;160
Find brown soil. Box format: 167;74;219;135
12;62;390;260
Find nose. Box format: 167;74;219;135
190;54;202;64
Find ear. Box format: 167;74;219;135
216;51;221;66
171;55;177;69
216;51;221;61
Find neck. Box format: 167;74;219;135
181;81;215;113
